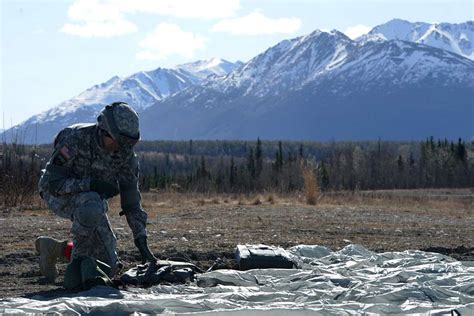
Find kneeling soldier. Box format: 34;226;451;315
36;102;156;289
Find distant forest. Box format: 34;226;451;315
0;137;472;207
135;138;472;193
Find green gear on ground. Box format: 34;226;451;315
64;256;114;290
81;257;114;290
35;236;67;283
64;258;82;290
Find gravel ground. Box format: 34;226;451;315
0;190;472;298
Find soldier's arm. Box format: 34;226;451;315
41;129;90;196
118;154;157;263
118;154;148;239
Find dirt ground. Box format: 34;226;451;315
0;189;473;299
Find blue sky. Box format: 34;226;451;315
1;0;472;127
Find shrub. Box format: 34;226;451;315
302;164;320;205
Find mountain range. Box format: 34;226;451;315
6;58;242;143
3;19;473;143
361;19;473;60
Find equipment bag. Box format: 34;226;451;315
235;244;296;270
120;260;199;287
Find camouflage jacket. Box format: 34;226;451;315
38;123;147;239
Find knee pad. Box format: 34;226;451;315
73;194;105;230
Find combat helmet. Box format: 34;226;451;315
97;102;140;148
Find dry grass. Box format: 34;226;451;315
130;188;473;216
317;189;473;213
301;165;320;205
267;194;276;204
130;189;473;258
93;185;474;226
0;194;47;213
252;195;263;205
5;187;470;216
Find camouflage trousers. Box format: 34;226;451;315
41;191;118;271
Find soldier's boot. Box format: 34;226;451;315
35;236;68;282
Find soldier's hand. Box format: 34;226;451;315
90;179;119;199
134;236;157;264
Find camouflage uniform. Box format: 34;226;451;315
38;104;147;273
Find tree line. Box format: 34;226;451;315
0;137;472;207
137;137;472;193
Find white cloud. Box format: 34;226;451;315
60;0;137;37
136;23;207;61
61;0;241;38
344;24;372;39
212;11;301;36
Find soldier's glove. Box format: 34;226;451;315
134;236;157;264
90;179;119;199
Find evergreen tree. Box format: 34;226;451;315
456;138;467;162
229;157;236;187
397;155;404;173
188;139;193;155
407;152;416;188
255;138;263;177
277;141;284;170
215;156;225;192
247;147;256;179
153;166;158;188
397;154;404;188
430;136;436;151
408;152;415;167
320;160;329;191
165;153;170;168
287;151;294;165
198;155;207;178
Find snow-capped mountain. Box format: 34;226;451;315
176;58;244;79
139;27;473;140
213;30;354;97
5;58;242;144
3;20;473;143
30;68;197;124
360;19;474;60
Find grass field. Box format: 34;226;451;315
0;189;472;298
